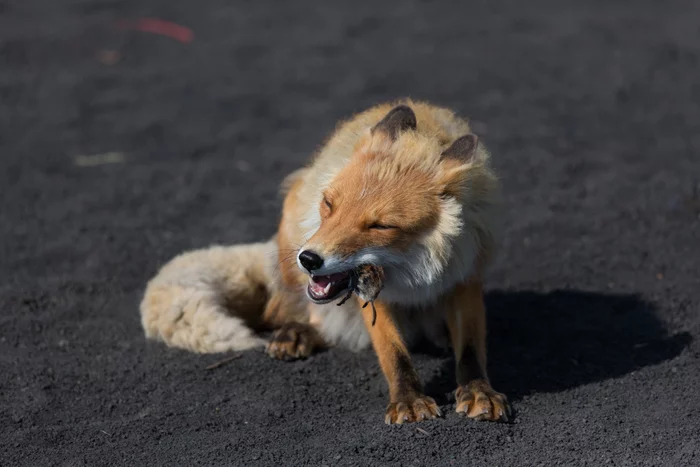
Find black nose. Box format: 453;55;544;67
298;250;324;271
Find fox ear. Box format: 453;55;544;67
371;105;417;140
439;134;481;198
441;134;479;162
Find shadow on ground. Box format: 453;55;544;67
424;290;692;403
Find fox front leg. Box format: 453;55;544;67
445;280;511;422
361;300;441;424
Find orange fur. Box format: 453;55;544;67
359;298;422;400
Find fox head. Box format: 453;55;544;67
297;104;500;306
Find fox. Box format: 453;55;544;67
140;100;510;424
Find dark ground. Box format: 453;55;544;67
1;0;699;466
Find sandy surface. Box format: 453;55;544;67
1;0;699;465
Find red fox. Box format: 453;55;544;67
140;100;510;424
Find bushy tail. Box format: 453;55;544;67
140;239;276;353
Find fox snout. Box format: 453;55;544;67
296;248;358;304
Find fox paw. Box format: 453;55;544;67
455;380;511;422
266;323;323;361
385;395;442;425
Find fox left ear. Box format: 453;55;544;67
441;134;479;162
370;105;417;141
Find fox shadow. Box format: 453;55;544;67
422;290;691;403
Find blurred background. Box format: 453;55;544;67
1;1;698;466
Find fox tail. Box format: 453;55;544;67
139;239;277;353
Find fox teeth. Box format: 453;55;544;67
322;283;331;294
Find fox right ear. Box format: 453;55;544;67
438;134;482;198
370;105;417;140
441;134;479;162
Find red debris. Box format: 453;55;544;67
117;18;194;44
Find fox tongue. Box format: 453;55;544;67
309;272;352;301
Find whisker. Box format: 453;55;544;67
275;254;298;268
266;246;303;260
268;248;299;257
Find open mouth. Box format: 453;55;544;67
307;271;354;304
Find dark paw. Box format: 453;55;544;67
265;323;323;361
455;380;511;422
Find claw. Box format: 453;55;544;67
385;396;442;425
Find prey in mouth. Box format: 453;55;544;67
307;265;385;325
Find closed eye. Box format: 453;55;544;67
368;223;397;230
323;197;332;210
